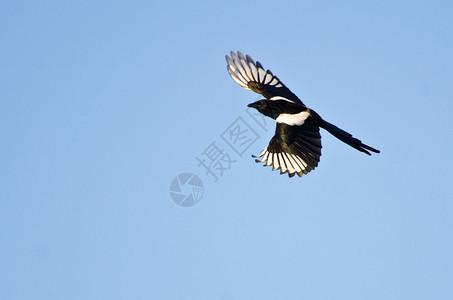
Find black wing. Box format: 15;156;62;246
253;121;322;177
226;51;305;106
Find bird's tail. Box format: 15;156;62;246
320;120;380;155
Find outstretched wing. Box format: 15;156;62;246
226;51;305;106
253;121;322;178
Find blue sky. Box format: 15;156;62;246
1;0;453;299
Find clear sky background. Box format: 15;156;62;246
1;1;452;299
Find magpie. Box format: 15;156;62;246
225;51;380;178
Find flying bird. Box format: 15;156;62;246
225;51;380;178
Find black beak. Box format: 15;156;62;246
247;102;259;108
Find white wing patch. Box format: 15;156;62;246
226;55;249;89
276;111;310;126
273;153;280;170
254;148;310;177
226;51;285;91
258;68;267;82
269;96;294;103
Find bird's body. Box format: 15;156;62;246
225;51;379;178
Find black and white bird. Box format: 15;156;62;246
225;51;380;178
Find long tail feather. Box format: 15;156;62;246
320;120;380;155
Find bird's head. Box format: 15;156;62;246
247;99;279;119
